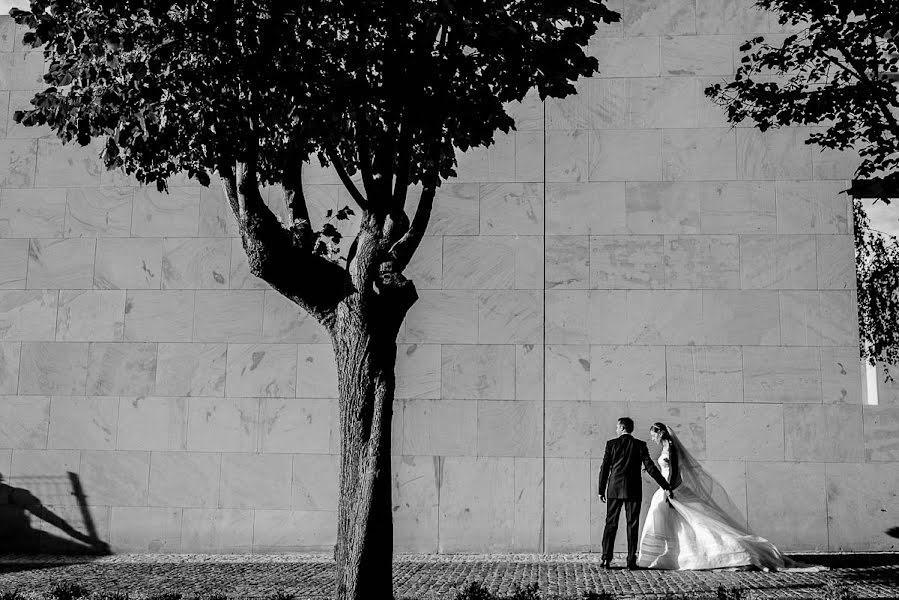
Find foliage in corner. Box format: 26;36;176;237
705;0;899;375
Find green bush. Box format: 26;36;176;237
454;582;493;600
820;580;858;600
48;584;88;600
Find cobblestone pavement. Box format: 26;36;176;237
0;554;896;599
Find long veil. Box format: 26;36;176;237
668;430;750;534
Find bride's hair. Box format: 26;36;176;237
650;422;672;443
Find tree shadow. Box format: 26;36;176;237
0;471;111;564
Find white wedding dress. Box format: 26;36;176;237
637;437;821;571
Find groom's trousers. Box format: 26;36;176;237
601;498;641;564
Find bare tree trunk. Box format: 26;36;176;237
332;299;397;600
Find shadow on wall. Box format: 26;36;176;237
887;527;899;539
0;472;110;555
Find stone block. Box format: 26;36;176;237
0;289;58;341
546;345;591;401
512;457;544;552
443;236;514;289
225;343;296;398
627;402;707;459
780;290;858;347
546;79;590;130
198;186;239;237
116;397;188;451
0;188;66;237
187;397;260;453
816;235;855;290
737;128;813;180
453;146;489;183
589;130;661;181
193;290;264;343
477;400;542;457
438;456;515;552
18;342;88;395
405;235;442;290
402;290;478;344
0;395;49;448
56;290;125;342
478;290;542;344
545;457;591;552
161;238;231;289
124;290;194;342
696;0;770;34
826;463;899;550
480;183;543;235
624;182;701;235
65;187;133;237
746;462;827;551
86;342;157;396
588;37;661;77
819;347;863;404
154;343;226;397
0;342;20;394
590;345;666;403
864;406;899;462
589;236;665;289
94;238;163;290
667;346;743;403
515;130;544;182
426;183;479;235
0;139;37;187
26;238;95;289
665;235;740;289
625;290;704;345
775;181;850;234
813;144;860;180
34;138;102;187
585;290;630;345
507;88;543;131
219;453;291;509
0;239;27;288
487;132;515;181
621;0;695;35
627;78;696;129
260;398;330;454
79;450;151;506
740;234;817;290
876;362;899;406
511;236;544;290
697;461;749;526
148;451;221;508
702;290;780;345
0;52;44;90
37;503;111;554
662;35;733;75
229;237;270;290
706;403;784;461
402;399;477;456
396;344;440;400
587;79;627;129
109;506;181;553
784;404;864;462
662;128;737;181
180;509;254;553
545;130;588;182
131;187;201;237
743;346;821;404
47;396;117;451
391;455;440;553
442;344;515;400
8;449;79;493
546;401;624;458
296;344;338;398
252;510;335;552
516;344;543;401
699;181;776;233
291;454;338;511
546;182;627;236
262;292;328;344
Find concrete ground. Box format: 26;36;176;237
0;554;896;599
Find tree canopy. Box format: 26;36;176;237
706;0;899;376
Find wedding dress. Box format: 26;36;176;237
636;433;822;571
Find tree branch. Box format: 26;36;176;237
327;147;370;211
388;161;438;272
830;37;899;141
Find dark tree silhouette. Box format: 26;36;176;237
705;0;899;378
9;1;620;597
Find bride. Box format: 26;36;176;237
637;422;822;571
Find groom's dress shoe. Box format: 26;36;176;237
599;559;610;569
626;562;640;571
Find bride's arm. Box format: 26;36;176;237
667;440;680;489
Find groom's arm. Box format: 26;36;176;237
640;444;670;491
598;440;612;497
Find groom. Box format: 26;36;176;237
597;417;670;570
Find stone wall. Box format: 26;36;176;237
0;0;896;555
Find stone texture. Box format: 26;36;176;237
662;128;737;181
590;236;665;289
94;238;163;290
154;343;226;397
702;290;780;345
193;290;264;343
706;403;784;461
402;399;477;456
588;37;661;77
661;35;733;75
260;398;331;454
775;180;851;234
476;401;542;457
624;290;704;345
477;290;542;344
740;234;817;289
396;344;440;400
0;188;66;237
252;510;335;552
826;462;899;551
0;140;38;188
291;454;339;511
0;395;49;448
34;139;102;187
590;345;666;403
664;235;739;289
746;462;827;551
225;343;297;398
784;404;864;462
545;130;588;182
219;453;291;510
148;451;221;508
737;128;813;180
439;457;515;553
86;342;157;396
79;450;151;506
779;290;858;347
863;406;899;462
65;187;133;237
161;238;231;289
124;290;195;342
18;342;88;395
402;291;478;344
0;239;27;289
296;344;338;398
48;395;118;450
545;345;591;402
109;506;181;553
0;289;58;341
393;455;439;553
820;347;863;404
56;290;125;342
589;130;661;181
624;182;700;235
545;236;589;289
261;292;327;344
742;346;821;404
699;181;776;234
186;397;260;453
26;238;95;289
441;344;515;400
116;397;188;451
0;341;20;394
180;509;254;553
666;346;743;403
545;457;590;552
131;187;201;237
628;78;696;129
515;344;543;401
816;235;856;290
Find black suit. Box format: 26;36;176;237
597;433;669;565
